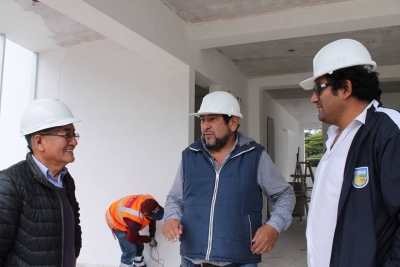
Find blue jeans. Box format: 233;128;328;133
114;229;144;265
181;256;257;267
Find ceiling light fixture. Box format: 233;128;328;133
288;49;295;52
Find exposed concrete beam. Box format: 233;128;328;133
249;73;308;90
0;1;60;53
189;0;400;48
40;0;187;70
249;64;400;90
378;65;400;82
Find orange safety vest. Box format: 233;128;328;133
105;194;154;232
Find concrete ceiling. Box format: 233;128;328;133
161;0;400;124
2;0;400;125
216;26;400;78
161;0;351;24
0;0;105;53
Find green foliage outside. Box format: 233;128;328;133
305;130;323;167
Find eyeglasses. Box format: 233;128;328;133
40;133;80;141
313;83;332;97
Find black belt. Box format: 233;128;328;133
201;263;241;267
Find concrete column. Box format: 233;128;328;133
247;85;262;143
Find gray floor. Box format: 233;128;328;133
260;217;307;267
79;218;308;267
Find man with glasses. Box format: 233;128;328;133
300;39;400;267
0;98;82;267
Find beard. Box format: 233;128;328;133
202;131;233;151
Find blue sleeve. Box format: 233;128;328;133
257;150;296;233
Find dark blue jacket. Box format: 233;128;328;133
180;137;264;263
330;102;400;267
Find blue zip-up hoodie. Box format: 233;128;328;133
180;136;264;263
330;101;400;267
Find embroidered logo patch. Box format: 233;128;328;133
353;167;369;188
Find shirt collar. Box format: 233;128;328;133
354;99;377;125
32;155;68;187
327;99;378;136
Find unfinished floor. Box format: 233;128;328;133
77;218;308;267
260;218;307;267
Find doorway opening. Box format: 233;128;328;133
304;128;323;168
194;84;208;141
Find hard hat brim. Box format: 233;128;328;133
299;60;377;90
20;117;81;136
189;111;243;119
299;77;317;90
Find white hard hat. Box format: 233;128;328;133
299;39;377;89
20;98;81;136
189;91;243;119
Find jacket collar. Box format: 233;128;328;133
189;131;256;156
337;100;379;216
26;153;53;186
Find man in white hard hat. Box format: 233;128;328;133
300;39;400;267
0;98;82;267
161;91;295;267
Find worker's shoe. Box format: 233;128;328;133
133;256;146;267
119;263;132;267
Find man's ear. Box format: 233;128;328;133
341;80;353;100
33;134;45;152
229;116;239;131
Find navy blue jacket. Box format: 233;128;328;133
330;102;400;267
180;137;264;263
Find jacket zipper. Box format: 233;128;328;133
205;170;219;260
205;146;255;260
31;155;66;266
55;189;65;267
248;215;252;248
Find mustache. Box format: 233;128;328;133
203;131;215;135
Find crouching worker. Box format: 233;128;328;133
106;194;164;267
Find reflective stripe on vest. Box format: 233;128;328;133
106;194;154;231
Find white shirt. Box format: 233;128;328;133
306;100;376;267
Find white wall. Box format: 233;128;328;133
263;91;300;181
82;0;191;65
36;39;189;266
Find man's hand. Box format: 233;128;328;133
161;218;183;243
149;237;158;247
251;224;279;254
